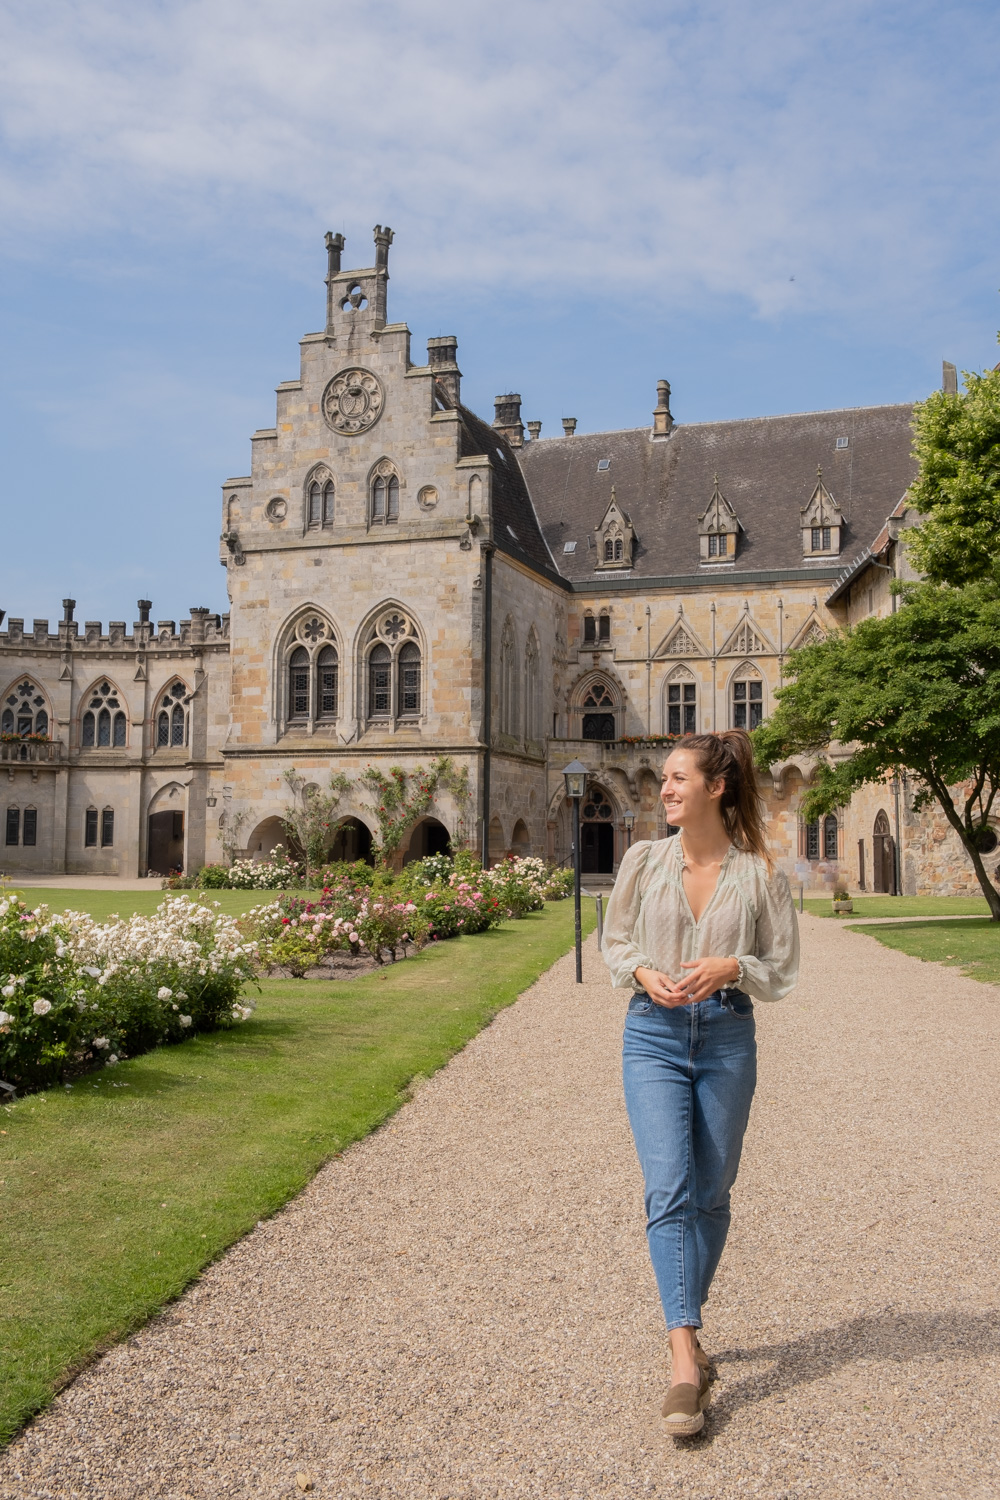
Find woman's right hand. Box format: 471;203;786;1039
633;966;688;1009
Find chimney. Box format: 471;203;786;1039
527;421;542;442
137;599;152;624
62;598;76;624
427;335;462;407
652;379;673;438
561;417;577;437
372;224;393;325
942;361;958;395
493;393;525;448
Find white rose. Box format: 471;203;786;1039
106;1055;119;1065
179;1015;192;1027
32;998;53;1016
1;984;14;997
157;987;172;1000
83;966;101;978
93;1037;109;1049
0;1011;12;1026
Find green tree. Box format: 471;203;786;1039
908;349;1000;584
281;769;350;881
752;579;1000;920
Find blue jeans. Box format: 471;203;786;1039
622;991;757;1331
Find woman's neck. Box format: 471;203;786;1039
678;818;732;866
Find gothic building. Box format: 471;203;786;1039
0;228;988;896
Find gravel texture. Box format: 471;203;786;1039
3;913;999;1499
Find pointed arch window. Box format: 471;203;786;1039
370;464;400;525
307;476;335;529
82;681;127;749
499;619;518;737
369;643;392;717
2;679;49;739
282;617;339;732
363;609;423;724
667;678;697;735
398;642;421;716
731;670;763;730
156;681;188;748
581;681;617;741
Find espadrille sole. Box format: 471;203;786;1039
661;1374;712;1437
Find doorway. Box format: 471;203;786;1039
148;810;184;875
872;810;896;894
581;785;616;874
329;817;374;866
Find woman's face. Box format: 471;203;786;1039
660;747;724;828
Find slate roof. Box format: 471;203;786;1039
456;406;557;576
516;404;918;584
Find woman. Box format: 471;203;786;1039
602;729;798;1437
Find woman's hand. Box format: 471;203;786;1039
633;966;692;1009
634;958;740;1007
671;956;740;1004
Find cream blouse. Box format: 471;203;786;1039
601;835;800;1003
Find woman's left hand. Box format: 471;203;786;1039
666;956;740;1004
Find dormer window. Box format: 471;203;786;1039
698;476;740;565
593;487;635;571
801;469;842;557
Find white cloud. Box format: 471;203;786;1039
0;0;998;327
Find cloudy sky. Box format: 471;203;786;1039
1;0;998;620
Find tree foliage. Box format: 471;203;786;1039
752;579;1000;919
907;352;1000;584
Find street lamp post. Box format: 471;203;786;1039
563;759;588;984
622;808;635;851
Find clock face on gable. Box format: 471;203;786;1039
322;367;385;435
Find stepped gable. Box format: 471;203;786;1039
517;403;918;581
456;404;556;576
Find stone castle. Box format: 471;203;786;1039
0;228;988;896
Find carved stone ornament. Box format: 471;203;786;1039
295;615;330;645
265;497;288;522
322;368;385;435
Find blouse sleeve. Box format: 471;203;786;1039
738;864;800;1002
601;840;656;989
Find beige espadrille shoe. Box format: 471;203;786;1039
661;1369;712;1437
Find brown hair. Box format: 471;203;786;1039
666;729;773;870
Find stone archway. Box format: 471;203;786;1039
581;784;616;874
403;817;451;864
246;816;287;861
329;816;374;867
511;818;530;856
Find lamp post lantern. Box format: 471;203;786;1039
563;759;588;984
623;808;635;850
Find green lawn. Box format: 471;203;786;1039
0;898;594;1446
804;894;991;920
5;887;320;922
851;916;1000;986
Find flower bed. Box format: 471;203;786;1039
244;853;571;976
165;845;305;891
0;894;258;1095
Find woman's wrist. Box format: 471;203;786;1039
727;956;745;987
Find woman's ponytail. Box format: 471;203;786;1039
671;728;774;869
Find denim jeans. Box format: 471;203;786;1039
622;990;757;1330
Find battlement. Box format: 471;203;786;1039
0;600;230;652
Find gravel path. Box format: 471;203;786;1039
3;914;999;1499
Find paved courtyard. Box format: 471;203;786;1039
2;914;999;1499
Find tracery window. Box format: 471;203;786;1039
581;681;617;741
307;475;335;529
370;462;400;525
2;679;48;738
731;672;763;730
82;681;127;748
667;680;696;735
156;681;188;748
283;616;339;731
363;608;422;723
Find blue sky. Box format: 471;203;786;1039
1;0;999;622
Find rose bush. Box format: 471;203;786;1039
0;894;258;1095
